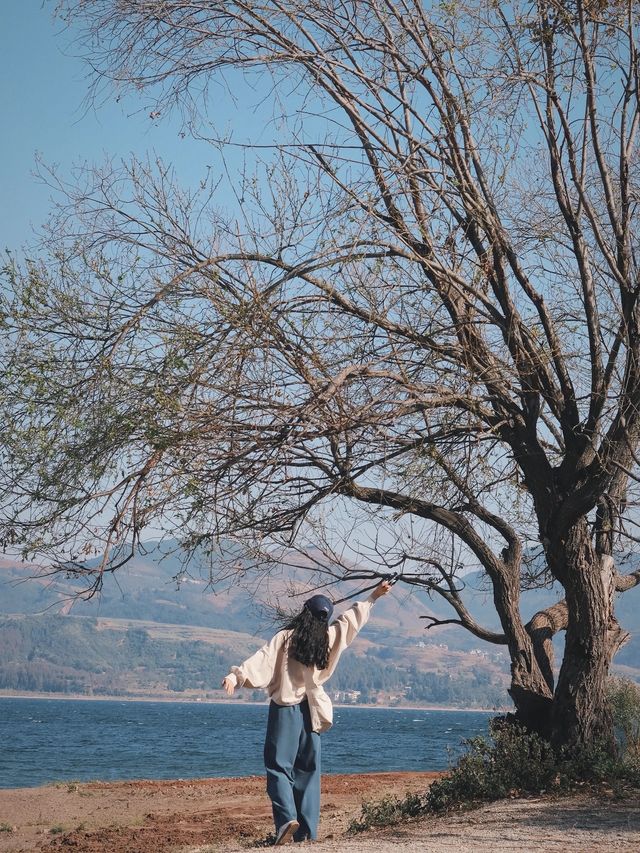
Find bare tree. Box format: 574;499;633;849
2;0;640;748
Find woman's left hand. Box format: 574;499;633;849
371;580;393;600
221;676;236;695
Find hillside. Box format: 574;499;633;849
1;542;639;704
0;544;454;644
0;611;506;707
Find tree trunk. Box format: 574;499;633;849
509;667;554;738
492;571;554;737
549;525;617;750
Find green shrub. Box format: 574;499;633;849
425;720;556;812
349;715;640;833
558;739;640;791
608;677;640;759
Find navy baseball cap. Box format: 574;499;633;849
304;594;334;622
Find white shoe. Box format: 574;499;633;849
275;819;300;845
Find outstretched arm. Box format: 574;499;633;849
221;631;285;694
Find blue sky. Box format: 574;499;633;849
1;2;275;254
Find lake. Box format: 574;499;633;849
0;698;494;788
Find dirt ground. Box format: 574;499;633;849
0;773;638;853
0;772;437;853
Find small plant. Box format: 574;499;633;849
0;822;14;833
348;792;425;833
49;825;65;835
250;831;277;847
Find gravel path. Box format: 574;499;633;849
306;796;640;853
197;794;640;852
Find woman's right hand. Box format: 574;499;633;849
221;676;235;695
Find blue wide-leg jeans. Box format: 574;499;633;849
264;699;321;842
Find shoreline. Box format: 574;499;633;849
0;689;503;713
0;769;441;794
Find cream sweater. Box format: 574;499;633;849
225;595;375;733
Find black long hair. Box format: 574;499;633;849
284;607;330;669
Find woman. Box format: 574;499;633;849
222;579;392;845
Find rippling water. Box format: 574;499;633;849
0;698;493;788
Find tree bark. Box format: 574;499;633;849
508;663;554;738
489;570;554;737
549;525;618;749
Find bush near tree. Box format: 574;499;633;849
350;681;640;831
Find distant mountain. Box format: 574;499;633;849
0;541;465;645
0;542;257;633
1;542;639;703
